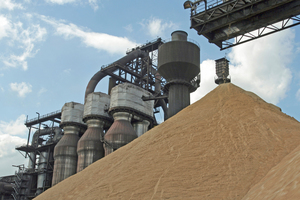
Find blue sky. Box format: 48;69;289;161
0;0;300;176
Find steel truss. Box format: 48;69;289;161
222;15;300;50
187;0;300;49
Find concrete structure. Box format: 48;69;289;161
77;92;112;172
52;102;85;186
158;30;200;118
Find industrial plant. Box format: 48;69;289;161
0;30;201;200
1;0;299;199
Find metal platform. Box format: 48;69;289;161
186;0;300;49
25;110;61;127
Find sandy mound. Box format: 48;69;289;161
35;83;300;200
242;144;300;200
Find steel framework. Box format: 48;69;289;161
186;0;300;49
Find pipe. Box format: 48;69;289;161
85;49;148;100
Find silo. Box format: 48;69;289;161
158;30;200;118
104;83;154;155
52;102;85;186
77;92;112;172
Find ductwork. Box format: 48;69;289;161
85;49;149;100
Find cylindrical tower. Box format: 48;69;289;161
104;83;154;155
132;117;150;137
158;30;200;118
36;152;48;195
77;92;112;172
52;102;85;186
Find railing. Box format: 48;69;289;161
126;37;162;54
162;38;200;49
191;0;231;15
25;110;61;124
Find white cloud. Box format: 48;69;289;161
124;24;133;33
63;68;71;73
0;0;22;10
0;115;28;136
0;15;47;70
88;0;98;11
45;0;99;10
0;15;12;40
191;27;295;105
46;0;77;4
41;15;138;54
38;87;47;96
0;115;28;176
191;60;217;103
0;132;27;176
296;89;300;101
142;17;178;38
10;82;32;97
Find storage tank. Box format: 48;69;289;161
52;102;85;186
158;30;200;118
104;83;154;155
77;92;112;172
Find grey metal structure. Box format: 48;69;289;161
104;112;137;155
52;102;86;186
158;31;200;118
11;112;63;200
77;92;112;172
215;58;231;84
84;38;169;122
184;0;300;50
104;83;154;155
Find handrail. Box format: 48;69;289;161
25;110;61;124
162;38;200;49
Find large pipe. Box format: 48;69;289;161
85;49;148;100
36;152;48;195
27;127;62;171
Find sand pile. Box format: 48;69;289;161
242;144;300;200
35;83;300;200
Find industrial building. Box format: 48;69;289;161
0;30;201;200
1;0;300;199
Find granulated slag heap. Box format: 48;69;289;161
35;83;300;200
242;144;300;200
